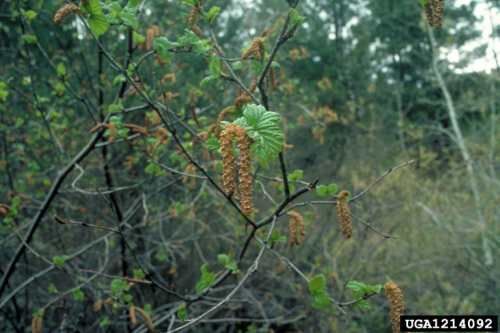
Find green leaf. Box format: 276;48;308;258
182;0;198;6
21;34;37;44
315;183;337;197
128;0;142;6
308;274;327;295
177;30;211;54
52;255;68;267
327;183;338;195
56;63;67;78
269;230;287;245
208;56;221;77
83;0;109;37
133;269;145;280
48;283;58;294
132;31;145;44
200;75;217;88
23;9;38;22
88;15;109;37
72;288;85;302
203;137;218;153
112;74;126;86
107;101;123;113
0;81;9;103
111;278;129;297
312;293;331;310
120;6;138;29
100;316;110;327
289;8;305;26
177;303;188;321
195;264;215;294
233;104;284;166
308;274;331;311
145;162;166;177
153;37;174;62
206;6;221;23
289;169;304;181
217;254;238;273
346;280;383;298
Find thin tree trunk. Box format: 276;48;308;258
427;25;493;267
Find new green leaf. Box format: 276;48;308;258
233;104;284;166
195;264;215;294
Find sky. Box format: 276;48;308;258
446;0;500;73
238;0;500;74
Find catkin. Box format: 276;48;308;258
129;306;138;326
31;314;43;333
425;0;444;27
235;126;253;216
220;124;254;215
146;25;161;50
0;204;9;217
234;93;253;109
212;106;236;136
336;190;352;239
220;124;238;195
242;37;265;60
287;210;305;246
385;281;405;333
135;307;157;333
53;3;79;24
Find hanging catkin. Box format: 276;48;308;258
31;314;43;333
145;25;160;50
385;281;405;333
336;190;352;239
220;124;254;215
53;3;80;24
287;210;305;246
425;0;444;27
135;307;157;333
220;124;238;195
235;126;253;216
242;37;265;60
129;305;138;326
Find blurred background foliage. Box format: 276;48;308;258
0;0;499;332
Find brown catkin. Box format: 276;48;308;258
93;299;103;312
145;25;160;50
425;0;444;27
234;93;253;109
220;124;238;195
31;314;43;333
385;281;405;333
212;106;236;136
336;190;352;239
235;126;253;216
287;210;305;246
241;37;265;60
135;307;157;333
129;306;138;326
53;3;80;24
0;204;9;217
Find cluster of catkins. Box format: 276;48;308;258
424;0;445;27
220;124;253;216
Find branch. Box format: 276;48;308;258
0;125;107;298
